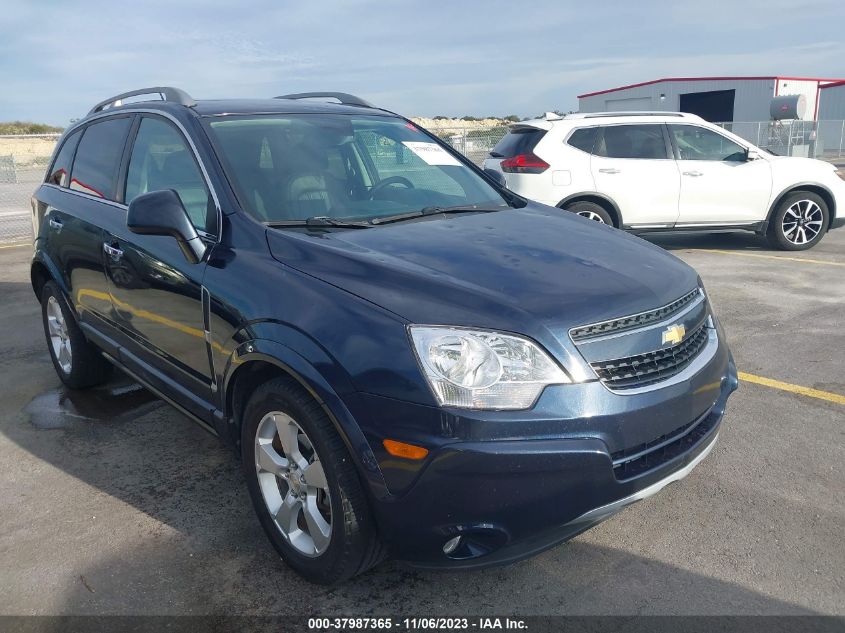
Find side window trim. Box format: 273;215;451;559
116;115;142;204
124;113;221;240
594;123;672;160
45;129;83;187
661;123;676;161
666;123;680;160
68;114;134;202
49;108;222;242
564;126;598;155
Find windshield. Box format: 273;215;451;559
205;114;509;223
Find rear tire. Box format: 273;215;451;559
241;376;384;584
767;192;829;251
564;200;613;225
41;281;113;389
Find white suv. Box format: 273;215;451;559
482;112;845;250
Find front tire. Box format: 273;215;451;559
241;376;384;584
41;281;112;389
767;192;829;250
564;200;613;225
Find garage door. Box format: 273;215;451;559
605;97;653;111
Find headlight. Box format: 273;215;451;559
836;169;845;182
409;326;571;410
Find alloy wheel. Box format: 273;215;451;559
782;199;823;245
577;210;607;223
254;411;332;557
46;295;72;374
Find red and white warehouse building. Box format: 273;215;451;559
577;76;845;122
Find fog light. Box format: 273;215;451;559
443;535;462;555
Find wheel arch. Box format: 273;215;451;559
30;251;68;299
221;341;389;500
766;183;837;231
557;192;622;228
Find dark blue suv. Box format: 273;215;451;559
31;87;737;584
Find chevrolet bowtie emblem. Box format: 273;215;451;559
662;324;686;346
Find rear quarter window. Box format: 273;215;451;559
491;128;546;157
70;117;132;200
566;127;598;154
46;130;82;187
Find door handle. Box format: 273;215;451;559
598;168;621;174
48;218;63;232
103;243;124;259
683;170;703;177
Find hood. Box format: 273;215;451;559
266;205;698;333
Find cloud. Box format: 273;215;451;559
1;0;843;125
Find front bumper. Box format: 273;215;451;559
366;354;738;568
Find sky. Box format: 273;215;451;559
1;0;844;126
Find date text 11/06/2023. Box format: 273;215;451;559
307;617;528;630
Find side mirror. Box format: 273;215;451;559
747;149;762;161
483;168;507;188
127;190;206;264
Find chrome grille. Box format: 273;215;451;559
590;323;710;389
570;289;701;342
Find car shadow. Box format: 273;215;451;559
641;231;772;252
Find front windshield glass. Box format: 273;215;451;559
205;114;509;223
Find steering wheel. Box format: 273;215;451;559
370;176;415;198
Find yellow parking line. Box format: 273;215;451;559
0;242;30;250
739;371;845;406
690;249;845;267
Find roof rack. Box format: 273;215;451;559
577;111;689;119
88;87;196;115
274;92;375;109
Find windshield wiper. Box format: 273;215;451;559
266;216;370;229
369;205;507;226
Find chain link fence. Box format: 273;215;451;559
715;120;845;160
0;133;59;244
425;125;510;165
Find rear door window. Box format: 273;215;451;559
490;127;546;157
595;125;668;160
70;117;132;200
47;130;82;187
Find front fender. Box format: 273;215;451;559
221;338;390;500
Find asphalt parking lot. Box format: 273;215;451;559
0;228;842;616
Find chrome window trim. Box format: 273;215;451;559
61;108;223;243
40;183;217;242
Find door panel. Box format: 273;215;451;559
41;119;133;327
670;124;772;225
590;124;681;226
103;115;217;415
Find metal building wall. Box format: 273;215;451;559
818;84;845;120
578;78;819;121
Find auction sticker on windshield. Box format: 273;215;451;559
402;141;462;166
